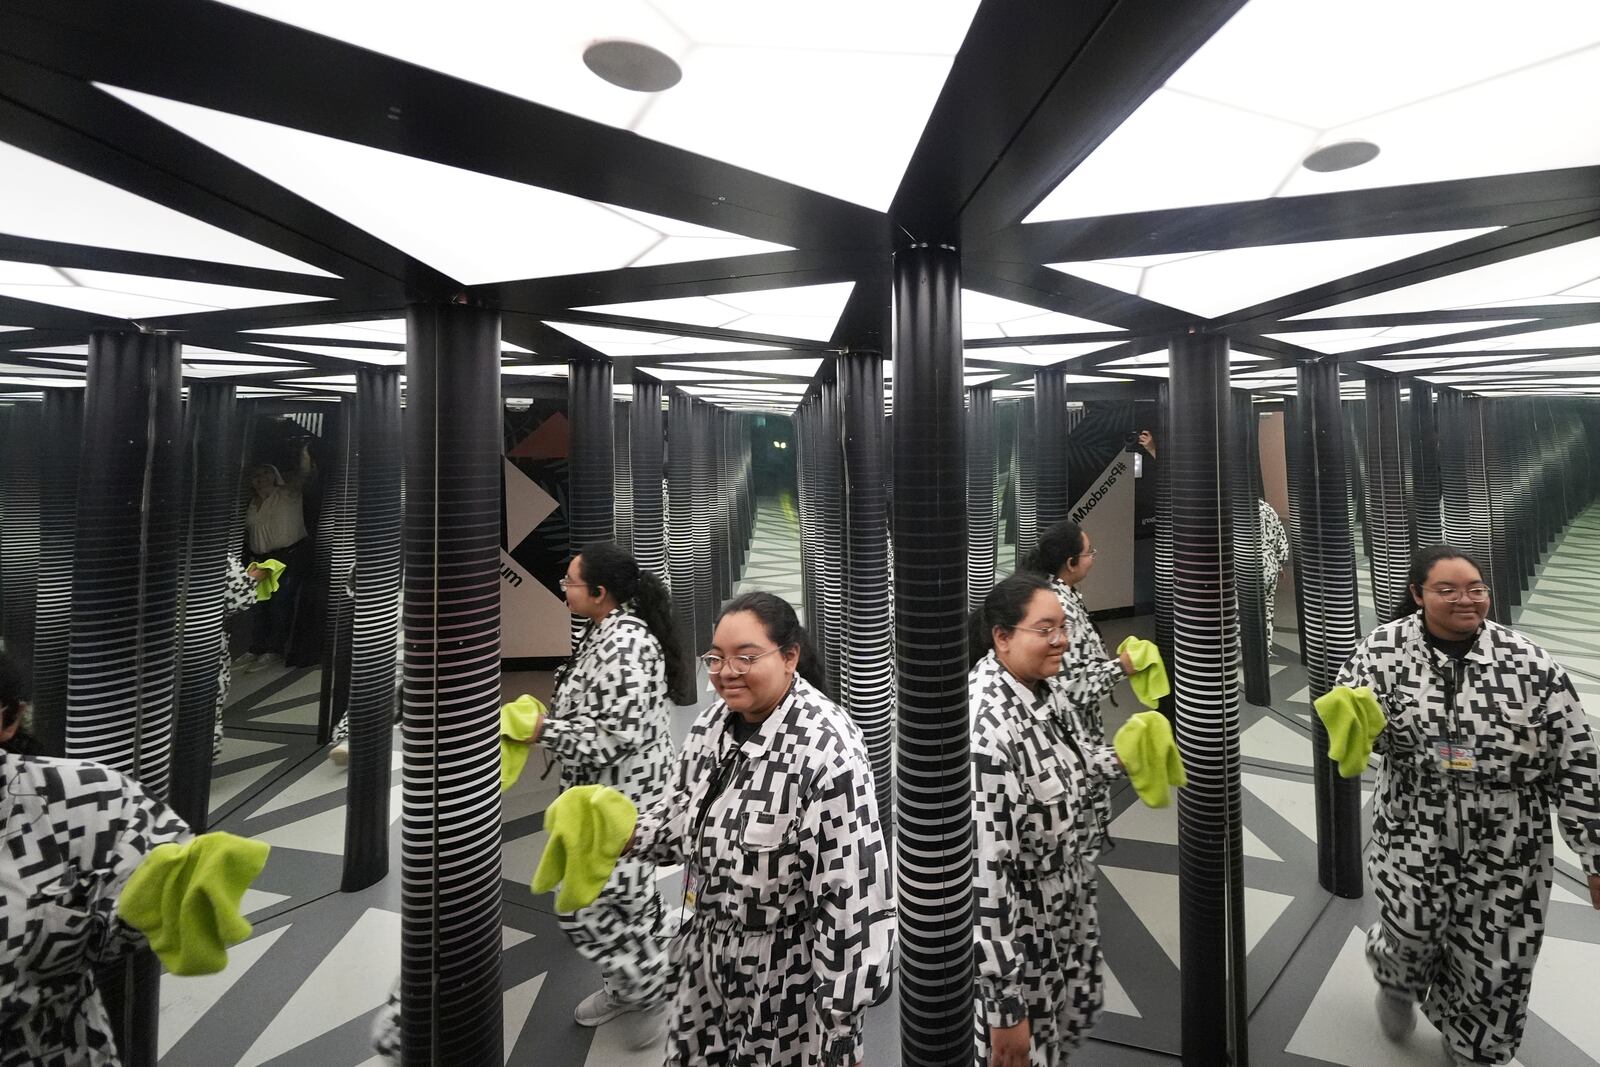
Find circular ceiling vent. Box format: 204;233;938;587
582;39;682;93
1301;140;1381;173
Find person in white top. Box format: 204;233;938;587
238;444;313;672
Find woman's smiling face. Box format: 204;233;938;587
707;610;799;719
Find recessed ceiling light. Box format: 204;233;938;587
583;39;682;92
1301;139;1380;172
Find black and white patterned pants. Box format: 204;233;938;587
560;854;670;1008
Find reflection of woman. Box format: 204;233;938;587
1027;520;1133;859
1336;545;1600;1066
0;653;191;1064
213;556;263;759
239;446;313;671
629;592;894;1067
543;542;687;1046
1258;499;1290;644
971;575;1107;1067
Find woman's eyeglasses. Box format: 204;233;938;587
700;648;780;676
1423;584;1491;603
1010;624;1068;644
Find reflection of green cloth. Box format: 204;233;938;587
532;784;637;912
250;558;286;601
116;832;270;976
499;695;547;792
1117;636;1171;709
1114;711;1188;809
1314;686;1387;778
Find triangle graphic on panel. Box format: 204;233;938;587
0;141;332;276
507;414;570;462
158;925;291;1057
502;973;546;1065
101;85;794;286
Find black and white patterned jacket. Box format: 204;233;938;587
631;675;896;1063
1260;500;1290;576
541;608;675;811
1336;613;1600;876
1;752;190;1066
970;651;1099;1029
1049;577;1124;722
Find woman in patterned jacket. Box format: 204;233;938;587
1258;498;1290;645
1337;544;1600;1066
538;541;690;1047
970;574;1106;1067
1027;520;1133;861
0;652;192;1066
629;591;895;1067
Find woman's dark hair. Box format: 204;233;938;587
1387;543;1488;623
716;591;829;698
576;541;694;704
969;573;1056;670
1025;519;1088;577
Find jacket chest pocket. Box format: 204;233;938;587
736;809;802;895
1022;768;1077;850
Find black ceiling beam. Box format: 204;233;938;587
0;293;124;332
0;51;437;297
890;0;1245;242
968;260;1193;332
978;167;1600;262
541;311;828;354
0;235;352;298
2;0;887;254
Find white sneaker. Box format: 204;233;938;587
232;652;259;670
574;989;633;1028
330;742;349;767
618;1002;667;1050
1375;987;1416;1041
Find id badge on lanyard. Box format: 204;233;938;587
1432;738;1476;773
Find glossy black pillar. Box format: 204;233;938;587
1437;390;1501;619
1364;376;1413;616
1168;333;1248;1067
343;367;402;891
1287;360;1364;897
797;397;818;638
967;384;996;611
171;382;240;830
891;243;971;1067
1035;367;1071;529
29;388;83;757
1231;392;1269;708
613;399;634;554
70;330;184;1067
0;403;39;657
569;357;614;556
630;380;666;579
689;399;717;651
316;402;357;744
1153;383;1175;718
1409;383;1442;548
817;381;845;693
401;304;503;1067
666;389;698;662
840;351;894;831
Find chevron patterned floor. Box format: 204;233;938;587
158;501;1600;1065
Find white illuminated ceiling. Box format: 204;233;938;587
1049;229;1496;320
1390;320;1600;355
213;0;979;211
1263;320;1534;354
0;142;333;276
544;321;785;358
103;86;795;285
576;282;855;342
0;262;329;319
667;359;824;377
258;343;406;365
964;343;1128;368
962;290;1121;339
1288;235;1600;319
1027;0;1600;222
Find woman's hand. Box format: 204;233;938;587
1119;650;1135;676
246;565;266;582
990;1019;1030;1067
1588;873;1600;911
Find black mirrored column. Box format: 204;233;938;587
1287;359;1364;897
1364;375;1413;616
1231;391;1269;707
1153;383;1175;717
630;380;666;579
892;243;971;1067
967;384;996;611
568;355;615;555
343;367;402;891
1169;333;1248;1067
1013;396;1038;570
613;398;634;554
689;399;716;651
316;404;357;745
840;350;894;831
29;387;83;757
1035;367;1071;529
401;304;504;1066
0;403;39;658
1408;383;1442;547
171;382;241;830
69;330;184;1067
816;380;845;694
666;389;698;661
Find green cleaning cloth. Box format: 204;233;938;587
250;558;286;601
1117;636;1172;709
116;831;271;976
532;784;637;912
500;695;547;792
1113;711;1188;808
1313;686;1387;778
